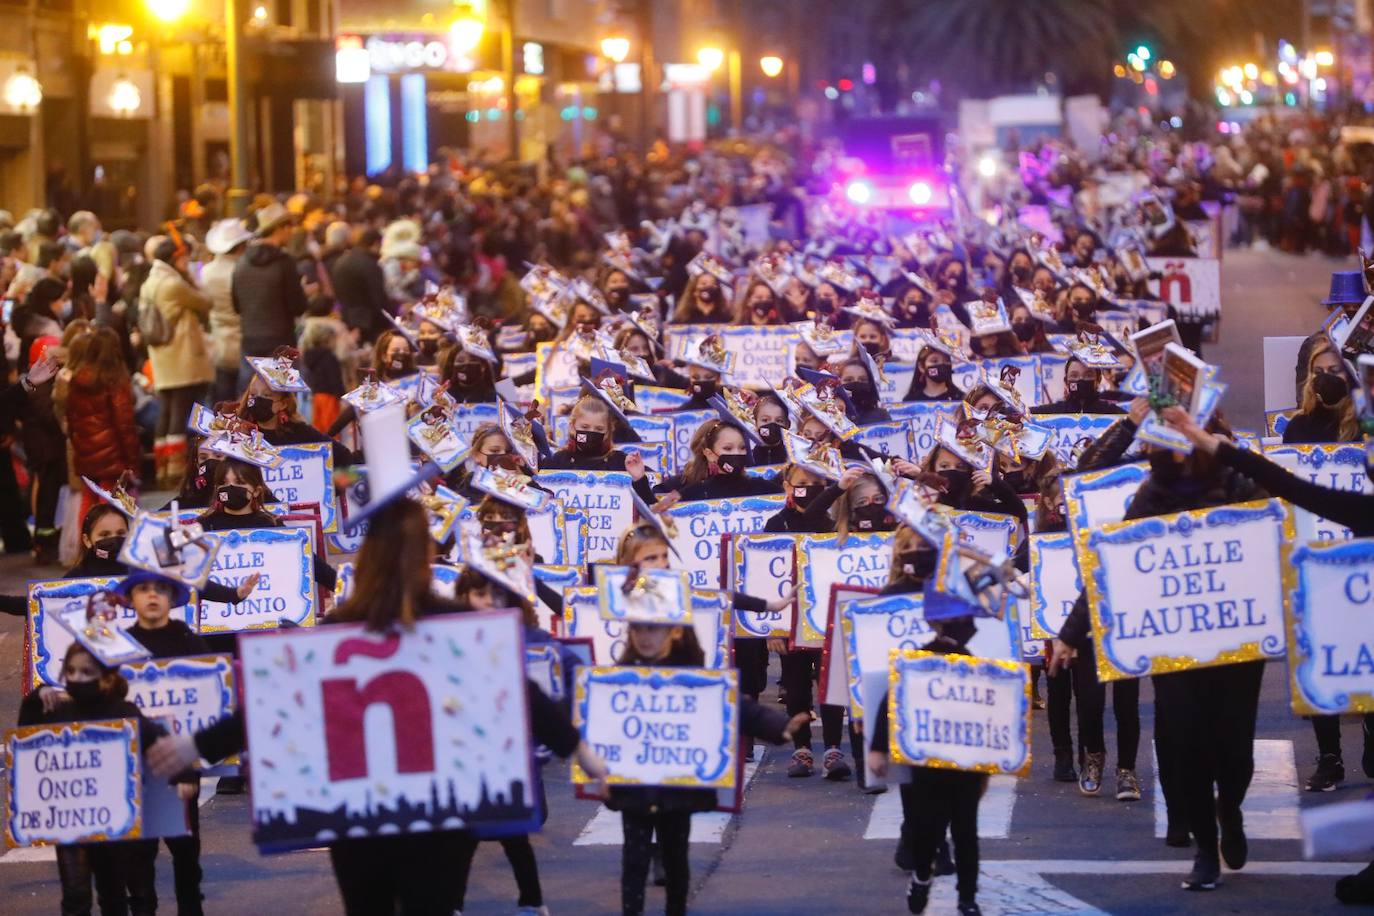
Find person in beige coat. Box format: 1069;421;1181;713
201;218;253;405
142;237;213;488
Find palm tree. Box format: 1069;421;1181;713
895;0;1119;97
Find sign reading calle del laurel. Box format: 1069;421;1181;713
1081;498;1294;682
573;667;738;789
887;650;1031;776
1286;537;1374;716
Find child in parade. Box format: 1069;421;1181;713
903;346;963;403
749;393;790;467
541;396;656;506
675;418;781;501
326;329;418;436
867;615;986;916
19;643;171;916
120;570;213;915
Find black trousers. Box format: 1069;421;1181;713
1073;642;1141;769
1312;713;1374;758
452;833;543;909
150;794;203;914
57;840;158;916
0;445;31;553
1046;662;1074;755
734;637;768;699
1152;660;1265;852
906;768;987;903
329;833;469;915
622;810;692;916
780;649;845;750
32;459;64;535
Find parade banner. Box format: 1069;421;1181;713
1262;443;1374;542
1037;352;1069;404
794;532;894;648
951;511;1019;560
533;565;581;634
663;496;785;589
726;533;794;638
120;655;235;744
1265;408;1296;438
526;502;570;566
336;562;461;604
197;528;316;634
1027;533;1082;639
1082;499;1294;682
572;666;738;789
533;342;582;402
667;410;716;472
953;356;1044;407
526;645;565;702
28;578;197;690
561;587;731;670
888;328;925;363
534;471;636;562
887;650;1032;776
240;610;537;850
665;325;798;388
832;592;1024;722
634;385;691;414
4;718;144;847
1285;538;1374;716
888;402;961;458
562;509;590;568
1146;257;1222;321
1063;461;1149;541
875;363;919;406
263;443;337;533
820;584;880;707
851;420;916;460
1034;414;1123;465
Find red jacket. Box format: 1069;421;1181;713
65;371;141;481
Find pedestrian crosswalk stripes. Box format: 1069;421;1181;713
1151;739;1300;839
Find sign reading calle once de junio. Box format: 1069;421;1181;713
1082;499;1293;682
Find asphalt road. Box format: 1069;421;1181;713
2;247;1370;915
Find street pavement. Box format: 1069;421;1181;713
2;247;1370;914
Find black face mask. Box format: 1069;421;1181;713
926;364;953;385
217;484;253;511
91;536;126;562
65;679;104;705
690;379;717;399
943;273;967;293
573;430;605;454
852;503;895;532
1148;449;1183;482
902;299;925;317
418;338;440;357
1011;321;1036;343
860;340;885;357
608;288;630;308
1002;471;1031;493
759;422;784;446
1314;372;1349;407
816;296;836;312
698;287;721;304
530;325;556;343
715;454;746;477
243;395;275;424
1067;378;1097;404
790;484;817;509
1010;264;1032;283
938;468;973;499
1071;300;1096;320
844;381;878;409
453;365;483;388
898;549;938;580
388;353;415;375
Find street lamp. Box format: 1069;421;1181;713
4;67;42;111
601;34;630;64
108;75;142;117
1315;49;1335;67
697;45;725;72
759;55;783;78
450;2;485;54
147;0;189;21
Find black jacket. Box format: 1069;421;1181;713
1031;397;1126;416
540;448;656;506
128;619;211;658
676;473;781;502
331;247;390;342
763;486;841;533
232;243;308;356
1281;408;1344;445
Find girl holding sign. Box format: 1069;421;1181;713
325;330;419;437
750;394;790;467
903;346;964;403
762;464;853;534
445;425;535;502
609;618;802;916
541;396;657;506
676;419;781;501
18;643;168;916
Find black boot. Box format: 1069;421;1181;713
1182;851;1221;891
1053;748;1077;782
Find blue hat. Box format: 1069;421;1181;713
1324;271;1367;307
115;570;192;609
